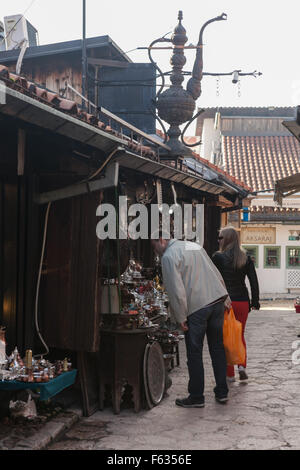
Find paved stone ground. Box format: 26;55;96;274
0;404;81;450
46;299;300;451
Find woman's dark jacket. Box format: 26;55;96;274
212;250;260;310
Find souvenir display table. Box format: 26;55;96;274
0;336;77;403
99;258;183;414
0;369;77;401
99;327;155;414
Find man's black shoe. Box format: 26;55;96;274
175;396;205;408
215;396;229;404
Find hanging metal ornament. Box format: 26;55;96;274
144;11;262;156
216;76;220;98
238;79;241;98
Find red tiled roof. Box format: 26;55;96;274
156;131;200;148
0;64;156;158
156;129;165;139
250;206;300;213
190;150;253;193
222;135;300;192
182;136;199;147
156;130;252;192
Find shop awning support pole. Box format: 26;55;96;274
82;0;87;110
106;240;112;313
115;185;122;313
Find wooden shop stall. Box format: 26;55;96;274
0;67;250;416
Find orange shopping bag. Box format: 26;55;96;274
223;307;246;366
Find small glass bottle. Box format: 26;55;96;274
0;327;6;364
25;349;33;369
63;358;68;372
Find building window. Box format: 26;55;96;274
264;246;281;268
286;247;300;269
242;245;259;268
288;231;300;241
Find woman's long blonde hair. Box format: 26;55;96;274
219;225;247;270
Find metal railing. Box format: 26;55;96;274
65;82;171;159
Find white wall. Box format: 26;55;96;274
200;118;215;160
243;224;300;295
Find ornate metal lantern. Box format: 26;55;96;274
148;11;261;158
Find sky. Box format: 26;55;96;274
1;0;300;113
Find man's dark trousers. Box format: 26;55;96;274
184;301;228;402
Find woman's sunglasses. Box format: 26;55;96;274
218;236;224;240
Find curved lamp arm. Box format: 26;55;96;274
148;35;172;100
181;109;205;147
148;107;169;145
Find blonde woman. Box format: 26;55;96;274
212;226;260;382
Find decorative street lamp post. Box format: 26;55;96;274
82;0;87;110
148;11;261;158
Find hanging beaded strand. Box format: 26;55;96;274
216;76;220;98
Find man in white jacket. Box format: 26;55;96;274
152;237;230;408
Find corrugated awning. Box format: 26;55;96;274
274;173;300;205
0;85;247;200
276;110;300;203
1;86;126;154
114;150;225;195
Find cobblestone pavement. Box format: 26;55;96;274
47;300;300;451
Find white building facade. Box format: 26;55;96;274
241;197;300;295
196;107;300;296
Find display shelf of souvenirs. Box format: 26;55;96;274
149;328;184;369
0;330;73;383
148;329;184;355
101;259;170;331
